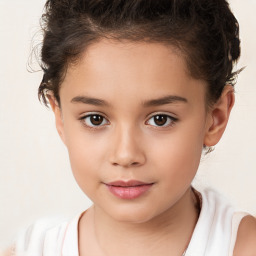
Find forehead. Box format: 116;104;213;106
77;39;187;79
61;39;207;107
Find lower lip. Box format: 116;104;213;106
106;184;153;199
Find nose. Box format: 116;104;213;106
109;125;146;168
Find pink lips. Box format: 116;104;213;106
105;180;154;199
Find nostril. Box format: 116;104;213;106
111;160;141;167
109;143;146;167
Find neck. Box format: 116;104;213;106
79;187;200;256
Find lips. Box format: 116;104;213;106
104;180;154;199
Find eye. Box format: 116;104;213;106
80;114;108;128
146;114;177;127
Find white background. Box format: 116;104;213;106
0;0;255;250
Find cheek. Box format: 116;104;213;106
64;118;107;163
149;122;205;179
64;127;107;189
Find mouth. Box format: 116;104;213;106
104;180;154;199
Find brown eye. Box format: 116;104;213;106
90;115;104;125
154;115;168;126
146;114;177;127
82;114;108;127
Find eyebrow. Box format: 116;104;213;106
71;96;109;106
143;95;188;107
70;95;187;107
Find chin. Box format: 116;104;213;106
105;203;160;224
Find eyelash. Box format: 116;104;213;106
79;113;178;130
146;114;178;128
79;113;109;130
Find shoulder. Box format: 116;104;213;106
0;247;14;256
233;215;256;255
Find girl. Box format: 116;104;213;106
4;0;256;255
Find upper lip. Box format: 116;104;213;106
105;180;154;187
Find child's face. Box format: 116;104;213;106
55;40;212;223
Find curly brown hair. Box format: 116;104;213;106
38;0;241;107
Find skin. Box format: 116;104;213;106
3;40;255;255
51;40;255;255
51;40;231;255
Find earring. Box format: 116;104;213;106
203;145;214;154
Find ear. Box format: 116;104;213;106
47;94;66;145
204;85;235;147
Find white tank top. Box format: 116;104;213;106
14;188;249;256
